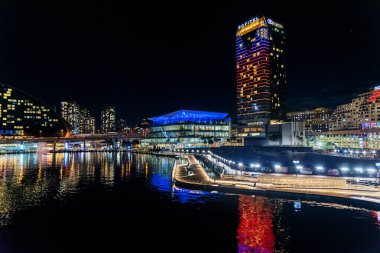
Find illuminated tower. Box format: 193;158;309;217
101;106;116;133
61;101;79;134
236;16;286;136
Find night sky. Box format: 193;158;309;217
0;1;379;126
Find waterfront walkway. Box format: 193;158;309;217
173;155;380;205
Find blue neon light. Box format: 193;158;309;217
149;110;229;126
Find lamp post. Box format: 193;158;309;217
293;160;300;176
376;163;380;181
238;162;243;176
39;130;42;138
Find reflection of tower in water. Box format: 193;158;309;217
237;195;275;253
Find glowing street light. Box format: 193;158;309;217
340;167;349;172
315;166;324;171
367;168;376;174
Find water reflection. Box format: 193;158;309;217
237;195;275;253
0;153;131;226
0;153;379;253
236;195;380;252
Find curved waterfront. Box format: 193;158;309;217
0;153;379;253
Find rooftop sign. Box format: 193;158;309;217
238;17;259;29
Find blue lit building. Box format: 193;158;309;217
142;110;231;148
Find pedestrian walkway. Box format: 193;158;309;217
172;155;380;205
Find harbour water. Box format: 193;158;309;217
0;153;379;253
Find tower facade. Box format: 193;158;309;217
236;16;286;136
101;106;116;133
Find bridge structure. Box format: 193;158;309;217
0;133;144;153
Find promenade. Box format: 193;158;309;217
173;155;380;205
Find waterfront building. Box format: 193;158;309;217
309;129;380;150
329;86;380;131
61;101;79;134
287;107;332;133
0;83;69;137
142;110;231;148
101;106;116;133
236;16;286;137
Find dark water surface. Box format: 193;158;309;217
0;153;379;253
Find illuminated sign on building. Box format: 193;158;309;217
267;19;284;28
368;86;380;103
238;17;259;29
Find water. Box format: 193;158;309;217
0;153;379;253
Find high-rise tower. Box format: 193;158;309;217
101;106;116;133
236;16;286;136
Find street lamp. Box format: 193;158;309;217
293;160;300;176
375;163;380;178
315;166;324;171
238;162;243;176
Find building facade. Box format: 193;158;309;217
309;129;380;150
61;102;95;134
142;110;231;148
330;86;380;131
116;118;128;133
79;108;95;134
0;83;69;137
287;107;332;133
101;106;116;133
236;16;286;136
266;121;305;146
61;101;79;134
306;86;380;149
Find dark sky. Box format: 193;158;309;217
0;0;379;126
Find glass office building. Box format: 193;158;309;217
0;83;69;137
143;110;231;148
236;16;286;136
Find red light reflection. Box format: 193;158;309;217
237;195;275;253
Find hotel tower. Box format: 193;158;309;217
236;16;286;137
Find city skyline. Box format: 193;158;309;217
0;1;379;125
